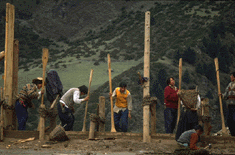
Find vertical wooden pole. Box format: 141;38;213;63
88;121;96;139
99;96;105;132
4;3;15;130
82;69;94;132
214;58;227;135
143;11;151;143
177;58;182;125
39;48;49;140
1;87;4;141
12;39;19;129
150;103;156;135
108;54;116;132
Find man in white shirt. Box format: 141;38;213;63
58;85;89;131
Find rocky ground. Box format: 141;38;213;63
0;133;235;155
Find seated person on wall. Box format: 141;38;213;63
15;77;44;130
175;86;200;141
176;125;209;155
58;85;89;131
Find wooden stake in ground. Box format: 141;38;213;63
3;3;15;131
108;54;116;132
143;11;151;143
50;94;60;110
177;58;182;125
1;86;4;141
82;69;94;132
214;58;227;135
39;48;49;140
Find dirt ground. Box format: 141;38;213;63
1;134;235;155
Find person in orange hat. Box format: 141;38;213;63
15;77;44;130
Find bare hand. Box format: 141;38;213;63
218;93;222;97
41;89;44;95
109;93;112;98
84;96;89;101
128;111;132;119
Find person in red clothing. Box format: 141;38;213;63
164;77;179;133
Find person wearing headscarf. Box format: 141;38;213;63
15;77;44;130
45;69;63;132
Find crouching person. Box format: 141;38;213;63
175;125;209;155
58;85;89;131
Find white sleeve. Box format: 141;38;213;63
112;88;116;97
38;91;42;100
196;95;201;109
73;90;85;104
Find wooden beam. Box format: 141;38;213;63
0;87;3;141
3;3;15;130
143;11;151;143
150;102;156;135
99;96;105;132
0;51;5;61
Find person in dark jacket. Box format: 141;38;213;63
164;77;179;133
15;77;44;130
45;69;63;132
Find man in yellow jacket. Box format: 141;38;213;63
110;82;132;132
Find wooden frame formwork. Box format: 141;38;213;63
1;4;229;144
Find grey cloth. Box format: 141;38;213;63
177;129;196;144
223;81;235;106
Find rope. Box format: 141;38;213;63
0;100;15;110
89;113;106;124
142;96;158;106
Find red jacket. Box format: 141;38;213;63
164;85;178;109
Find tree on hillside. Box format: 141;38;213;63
182;69;190;84
218;45;231;73
157;68;168;89
196;62;204;75
182;47;196;64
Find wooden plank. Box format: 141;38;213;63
3;3;15;131
99;96;105;132
4;130;39;139
143;11;151;143
0;87;3;141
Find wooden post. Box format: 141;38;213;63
82;69;94;132
0;51;5;62
214;58;227;135
39;48;49;140
1;87;4;141
143;11;151;143
108;54;116;132
12;39;19;130
177;58;182;125
150;102;156;135
3;3;15;130
88;121;96;139
99;96;105;132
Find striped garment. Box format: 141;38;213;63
16;83;39;108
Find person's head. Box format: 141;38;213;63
119;82;127;93
78;85;88;95
32;77;43;89
194;125;204;136
230;72;235;82
166;77;175;86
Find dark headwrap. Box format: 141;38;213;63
46;69;63;102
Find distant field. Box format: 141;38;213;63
0;57;142;92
